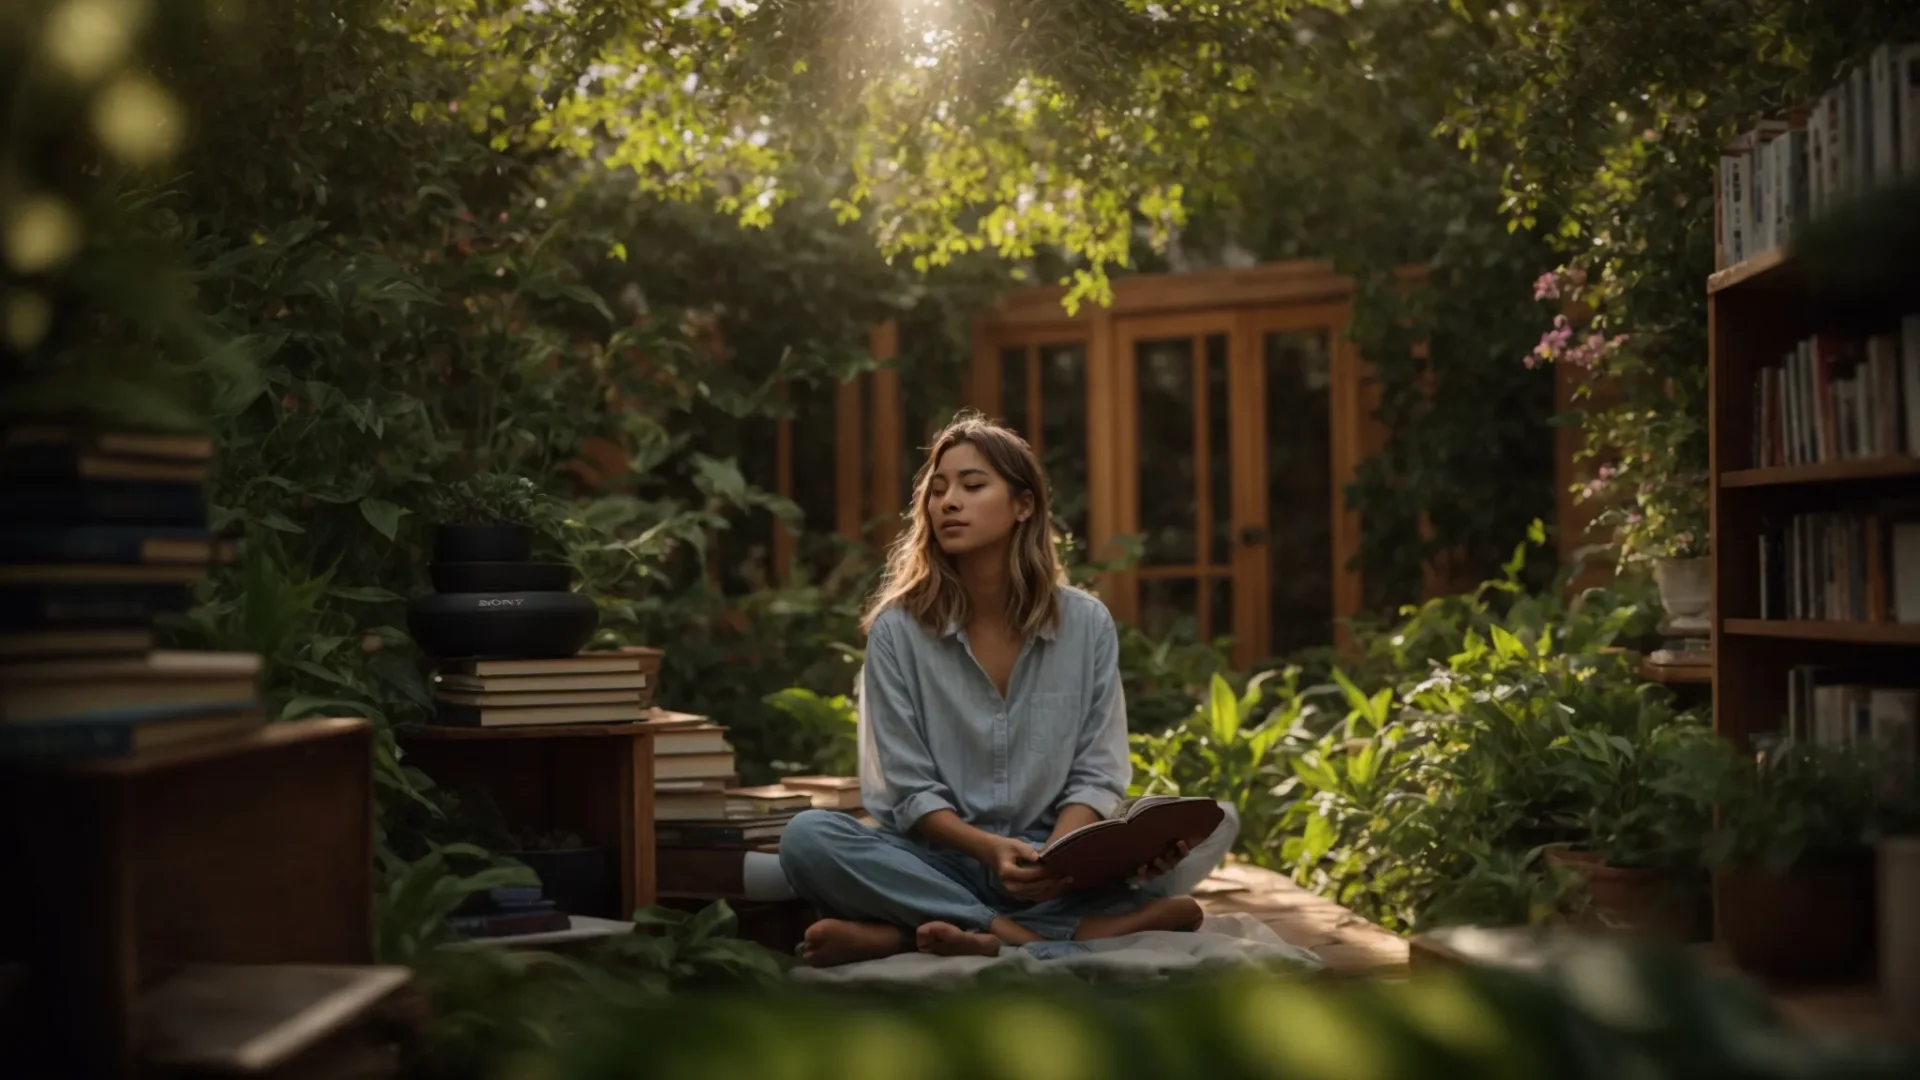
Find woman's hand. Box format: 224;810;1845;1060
1128;840;1191;888
981;835;1073;902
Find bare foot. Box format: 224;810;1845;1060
1073;896;1204;941
800;919;905;967
915;921;1002;957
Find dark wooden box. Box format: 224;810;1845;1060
1;718;375;1077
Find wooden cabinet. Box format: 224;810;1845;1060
396;722;657;919
969;262;1381;663
1;718;376;1078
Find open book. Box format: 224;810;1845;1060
1035;796;1223;890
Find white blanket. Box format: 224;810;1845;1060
789;912;1322;986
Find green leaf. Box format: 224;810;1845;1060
1302;811;1336;864
359;498;406;541
1206;673;1240;745
259;510;306;533
280;695;376;721
1489;624;1528;661
687;899;738;942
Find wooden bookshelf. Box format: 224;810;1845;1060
1722;619;1920;646
1708;248;1920;752
1706;247;1793;295
1719;457;1920;488
1708;239;1918;1025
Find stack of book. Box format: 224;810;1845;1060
445;884;571;939
654;769;871;899
0;649;266;759
780;774;865;812
430;652;654;727
650;709;841;899
0;422;264;759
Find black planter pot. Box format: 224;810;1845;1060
407;590;598;660
433;522;535;564
507;848;617;918
430;561;572;594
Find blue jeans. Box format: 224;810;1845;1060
778;808;1219;941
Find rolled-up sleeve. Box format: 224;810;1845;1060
1054;611;1130;818
862;616;958;832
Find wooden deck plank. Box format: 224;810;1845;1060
1196;862;1408;977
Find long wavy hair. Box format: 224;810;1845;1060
861;411;1066;638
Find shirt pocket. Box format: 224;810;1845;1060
1022;690;1083;759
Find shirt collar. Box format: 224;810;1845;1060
942;615;1059;642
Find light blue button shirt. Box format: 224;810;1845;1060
856;586;1131;838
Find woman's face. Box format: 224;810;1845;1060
927;441;1030;556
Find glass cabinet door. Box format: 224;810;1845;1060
1116;316;1238;649
980;338;1091;552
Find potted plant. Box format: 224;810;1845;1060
1706;739;1887;982
1546;718;1728;940
1589;465;1711;634
503;827;617;919
422;472;547;563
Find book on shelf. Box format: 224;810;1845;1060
0;561;220;586
779;774;864;810
1749;319;1920;469
446;909;571;938
656;751;736;782
655;775;738;794
5;423;215;462
0;625;154;659
1034;795;1224;890
654;816;792;846
655;791;733;821
435;688;640;709
438;652;650;678
654;785;811;823
0;648;260;681
0;524;236;566
0;650;263;725
434;670;648;694
1720;42;1920;270
1757;509;1920;624
432;702;645;728
1785;666;1919;760
446;882;573;938
653;724;730;756
0;581;197;632
0;705;264;760
725;785;814;816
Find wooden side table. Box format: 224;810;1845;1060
1;717;377;1078
396;722;656;918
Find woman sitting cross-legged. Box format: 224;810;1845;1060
779;411;1232;968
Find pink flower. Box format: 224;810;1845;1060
1533;271;1561;301
498;211;509;223
448;101;460;114
1597;464;1616;480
